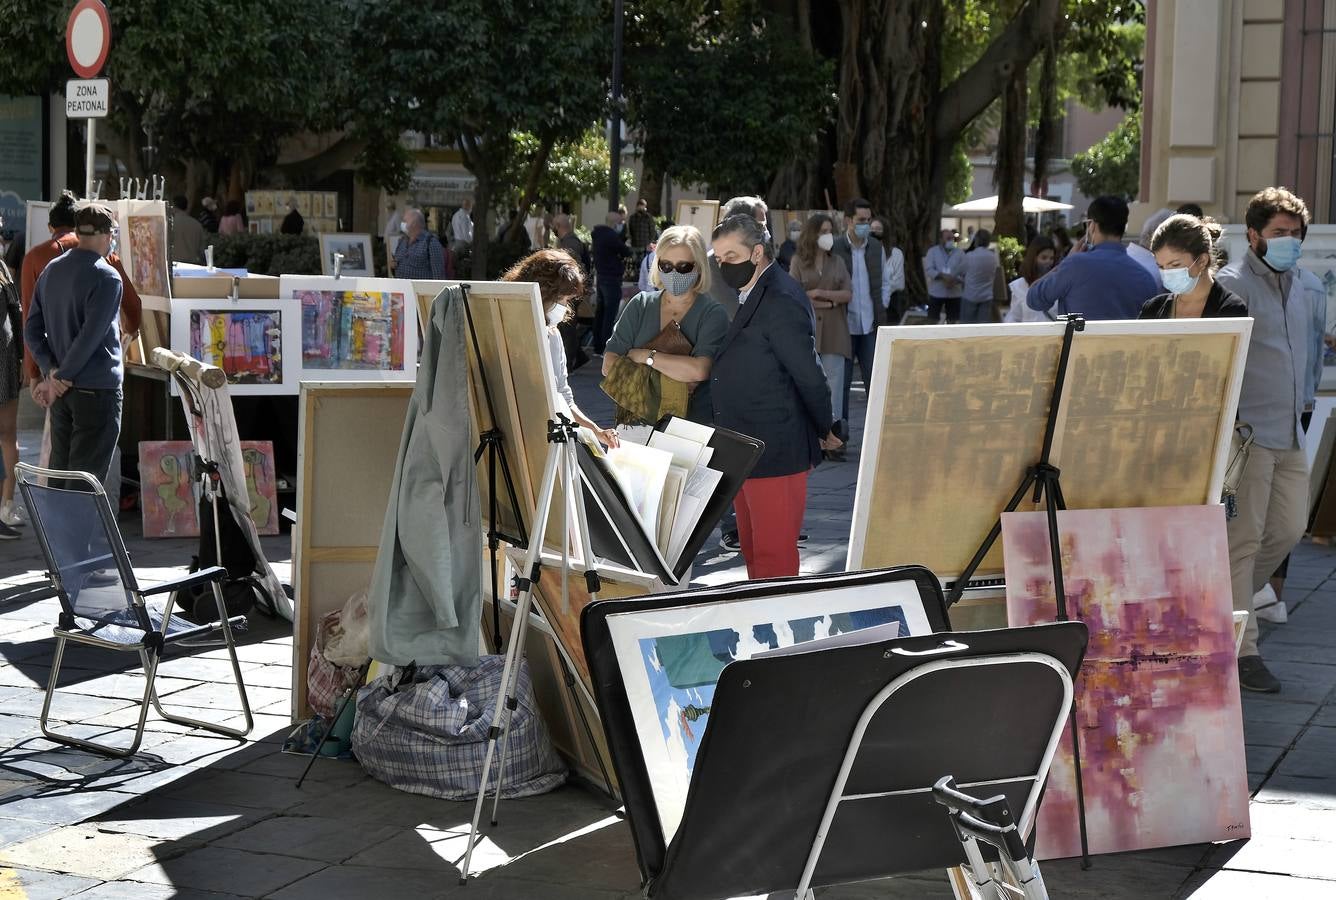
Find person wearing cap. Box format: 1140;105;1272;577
23;203;125;488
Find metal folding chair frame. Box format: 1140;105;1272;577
793;650;1074;900
17;462;253;758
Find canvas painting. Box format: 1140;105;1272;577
280;276;418;382
848;319;1250;579
319;233;374;277
139;440;280;538
1002;505;1250;859
119;200;170;299
24;200;51;252
606;578;935;843
170;297;302;396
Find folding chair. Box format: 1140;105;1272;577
934;776;1049;900
16;462;253;758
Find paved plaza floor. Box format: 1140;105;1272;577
0;370;1333;898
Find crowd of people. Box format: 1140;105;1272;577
0;179;1327;696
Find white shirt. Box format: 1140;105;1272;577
451;207;474;243
1005;277;1057;322
887;246;905;294
547;329;576;414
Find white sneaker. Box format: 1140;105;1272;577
0;501;25;527
1253;584;1289;623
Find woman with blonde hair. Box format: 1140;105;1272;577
602;225;729;424
502;249;617;446
788;213;852;450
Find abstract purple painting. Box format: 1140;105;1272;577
1002;505;1249;859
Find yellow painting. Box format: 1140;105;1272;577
849;320;1250;580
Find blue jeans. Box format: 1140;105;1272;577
593;278;622;353
50;387;122;491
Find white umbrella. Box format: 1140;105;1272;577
950;195;1074;214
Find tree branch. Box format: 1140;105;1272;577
933;0;1062;143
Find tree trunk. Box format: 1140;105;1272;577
640;163;664;217
505;133;555;246
993;62;1029;242
1030;40;1059;198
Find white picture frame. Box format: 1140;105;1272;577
848;318;1253;581
169;296;303;396
279;275;419;383
24;200;51;251
604;577;935;843
318;232;374;277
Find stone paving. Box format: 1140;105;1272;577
0;371;1333;898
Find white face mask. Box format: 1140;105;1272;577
546;304;567;327
399;221;409;235
817;233;835;252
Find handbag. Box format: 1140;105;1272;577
1221;423;1255;520
600;318;694;425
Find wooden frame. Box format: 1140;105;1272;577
848;318;1253;579
318;232;374;277
674;199;720;235
291;382;413;719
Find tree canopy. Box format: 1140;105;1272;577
1070;110;1141;201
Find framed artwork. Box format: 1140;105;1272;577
601;572;942;843
280;275;418;381
318;233;374;277
674;199;720;236
1003;505;1249;858
324;192;338;219
169;297;303;396
116;199;170;301
258;219;273;235
848;318;1252;580
583;567;949;875
138;440;280;538
24;200;51;251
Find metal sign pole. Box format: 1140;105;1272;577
85;119;96;199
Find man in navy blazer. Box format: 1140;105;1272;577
709;214;841;578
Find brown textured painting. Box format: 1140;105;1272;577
849;321;1248;578
121;199;171;299
1003;506;1249;859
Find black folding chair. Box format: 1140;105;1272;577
16;462;252;758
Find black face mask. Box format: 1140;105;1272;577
719;257;757;291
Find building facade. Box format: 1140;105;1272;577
1141;0;1336;223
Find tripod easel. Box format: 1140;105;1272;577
944;313;1094;868
460;415;602;883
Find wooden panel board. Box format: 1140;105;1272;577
849;319;1252;579
292;382;412;719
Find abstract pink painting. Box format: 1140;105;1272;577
1002;505;1249;859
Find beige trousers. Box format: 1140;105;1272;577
1226;444;1308;657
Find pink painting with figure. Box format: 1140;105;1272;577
138;441;280;538
1002;505;1249;859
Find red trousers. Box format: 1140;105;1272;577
735;470;810;579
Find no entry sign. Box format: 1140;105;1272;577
66;0;111;79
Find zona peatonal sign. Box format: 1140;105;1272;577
66;79;110;118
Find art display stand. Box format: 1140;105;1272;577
461;415;603;883
944;314;1092;867
630;623;1087;900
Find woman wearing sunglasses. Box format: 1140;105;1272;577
601;225;729;424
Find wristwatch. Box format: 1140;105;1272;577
646;349;657;368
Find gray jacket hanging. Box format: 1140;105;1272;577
368;285;482;666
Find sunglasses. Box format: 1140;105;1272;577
657;260;696;275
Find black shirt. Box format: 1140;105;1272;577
1138;281;1249;319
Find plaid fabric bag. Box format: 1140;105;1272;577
307;609;363;719
351;655;566;800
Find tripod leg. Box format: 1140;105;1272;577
461;442;562;884
488;594;536;827
947;469;1038;607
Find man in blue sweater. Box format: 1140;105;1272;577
24;202;124;488
1026;195;1159;320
